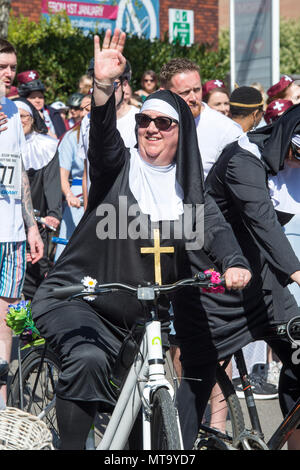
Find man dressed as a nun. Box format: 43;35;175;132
31;30;252;450
201;104;300;450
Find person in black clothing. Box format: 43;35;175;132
15;98;62;299
200;104;300;450
31;29;252;450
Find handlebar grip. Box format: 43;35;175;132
52;237;69;245
51;284;84;299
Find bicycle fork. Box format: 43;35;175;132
142;319;183;450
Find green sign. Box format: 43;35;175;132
173;22;190;46
169;9;194;46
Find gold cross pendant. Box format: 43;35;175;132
140;228;175;285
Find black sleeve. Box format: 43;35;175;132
275;210;294;226
43;151;62;221
87;94;128;208
225;153;300;279
186;192;252;275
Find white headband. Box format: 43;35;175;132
14;100;33;116
141;98;179;122
291;134;300;147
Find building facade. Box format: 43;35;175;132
219;0;300;31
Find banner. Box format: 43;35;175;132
42;0;160;39
42;1;118;19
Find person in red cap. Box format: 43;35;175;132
17;70;66;138
267;75;300;106
202;79;230;116
265;99;293;125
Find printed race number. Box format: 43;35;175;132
0;153;22;199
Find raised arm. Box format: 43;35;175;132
88;29;129;207
93;29;126;107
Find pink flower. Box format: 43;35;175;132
202;269;225;294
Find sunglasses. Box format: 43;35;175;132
135;113;178;131
291;142;300;160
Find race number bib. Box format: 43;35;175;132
0;153;22;199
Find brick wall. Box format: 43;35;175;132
160;0;218;46
11;0;42;22
10;0;219;46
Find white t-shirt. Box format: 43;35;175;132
116;105;138;148
195;103;242;179
0;98;28;242
269;165;300;215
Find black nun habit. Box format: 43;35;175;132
31;90;250;410
175;104;300;450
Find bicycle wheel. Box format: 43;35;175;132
150;387;182;450
196;364;245;450
8;345;61;449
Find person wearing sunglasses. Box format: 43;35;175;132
31;29;252;450
205;105;300;450
135;69;158;102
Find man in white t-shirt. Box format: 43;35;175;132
160;58;241;179
0;39;43;400
159;58;242;430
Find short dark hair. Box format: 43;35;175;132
230;86;264;118
160;58;200;89
0;38;17;56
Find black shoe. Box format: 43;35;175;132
233;374;278;400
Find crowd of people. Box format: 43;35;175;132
1;28;300;450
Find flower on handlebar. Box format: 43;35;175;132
6;300;41;344
81;276;98;301
202;269;225;294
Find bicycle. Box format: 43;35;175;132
8;271;225;450
194;316;300;450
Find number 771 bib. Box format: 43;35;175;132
0;153;22;199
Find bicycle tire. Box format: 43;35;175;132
150;387;182;450
8;345;61;449
196;364;245;450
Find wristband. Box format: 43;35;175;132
93;78;114;92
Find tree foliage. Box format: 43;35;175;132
279;17;300;76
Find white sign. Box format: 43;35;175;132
230;0;279;91
169;9;194;47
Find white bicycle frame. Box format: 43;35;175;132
97;318;183;450
36;317;183;450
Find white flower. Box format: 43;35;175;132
81;276;97;289
81;276;98;302
83;295;96;302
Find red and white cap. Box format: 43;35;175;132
264;99;293;124
17;70;39;84
267;75;294;99
202;79;226;98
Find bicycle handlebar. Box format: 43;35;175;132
51;272;226;300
